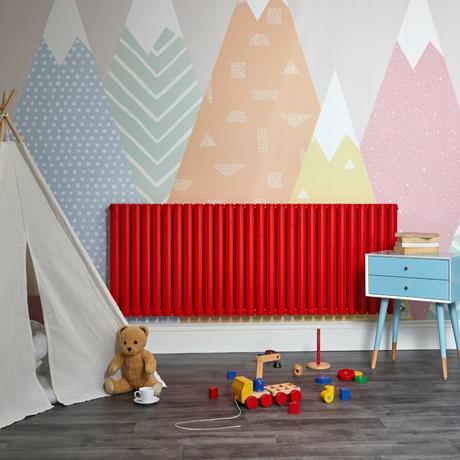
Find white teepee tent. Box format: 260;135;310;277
0;90;127;428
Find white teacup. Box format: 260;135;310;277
134;386;155;403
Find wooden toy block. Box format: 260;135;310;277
288;401;300;414
208;386;218;399
339;388;351;401
320;384;334;403
315;375;332;384
354;375;368;384
293;364;304;377
337;368;355;381
253;378;265;392
320;389;334;404
307;328;331;370
227;369;236;380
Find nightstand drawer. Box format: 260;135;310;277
368;275;449;301
367;256;449;280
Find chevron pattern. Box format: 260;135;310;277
105;27;202;202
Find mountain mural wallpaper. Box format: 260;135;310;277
1;0;460;320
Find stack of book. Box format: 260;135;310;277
394;232;440;255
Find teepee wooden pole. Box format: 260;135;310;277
0;89;22;143
5;115;22;143
0;91;6;142
3;89;16;111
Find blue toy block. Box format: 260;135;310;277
315;375;332;384
253;378;264;392
227;369;236;380
339;388;351;401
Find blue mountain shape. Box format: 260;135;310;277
15;39;139;280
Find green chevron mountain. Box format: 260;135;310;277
105;27;201;202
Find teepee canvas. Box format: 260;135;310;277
0;90;126;428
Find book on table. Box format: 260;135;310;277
394;232;440;255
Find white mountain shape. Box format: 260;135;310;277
43;0;91;63
314;72;359;162
344;159;355;170
200;133;217;147
297;188;309;200
246;0;289;21
397;0;443;68
125;0;182;53
214;163;246;177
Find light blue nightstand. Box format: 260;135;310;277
366;250;460;380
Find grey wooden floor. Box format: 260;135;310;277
1;350;460;459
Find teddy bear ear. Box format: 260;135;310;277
118;326;128;337
139;326;149;337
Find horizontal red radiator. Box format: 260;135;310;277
109;204;397;317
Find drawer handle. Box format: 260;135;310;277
404;286;408;291
404;266;408;271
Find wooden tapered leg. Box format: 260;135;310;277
441;358;448;381
391;342;397;361
447;303;460;361
371;298;389;369
391;300;401;361
436;303;448;380
371;349;379;370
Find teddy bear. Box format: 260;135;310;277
104;325;163;396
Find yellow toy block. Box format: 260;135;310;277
320;384;335;404
232;376;253;404
354;370;363;377
320;389;334;403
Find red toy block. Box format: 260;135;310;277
337;368;355;381
208;386;218;399
288;401;300;414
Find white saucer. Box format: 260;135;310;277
134;396;159;405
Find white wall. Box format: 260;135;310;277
135;319;459;354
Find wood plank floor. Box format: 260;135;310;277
2;350;460;459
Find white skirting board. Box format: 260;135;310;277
132;319;460;354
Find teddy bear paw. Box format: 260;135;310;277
145;364;156;374
104;378;115;395
153;382;163;396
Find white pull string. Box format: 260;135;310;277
175;398;242;431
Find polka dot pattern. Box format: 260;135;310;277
15;39;140;279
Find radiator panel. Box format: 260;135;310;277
110;204;398;317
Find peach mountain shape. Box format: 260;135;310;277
169;0;319;203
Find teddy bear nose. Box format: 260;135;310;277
127;347;132;352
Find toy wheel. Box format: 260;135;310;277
290;389;302;402
260;394;273;408
245;396;258;410
275;392;288;406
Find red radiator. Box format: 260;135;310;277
110;204;397;317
